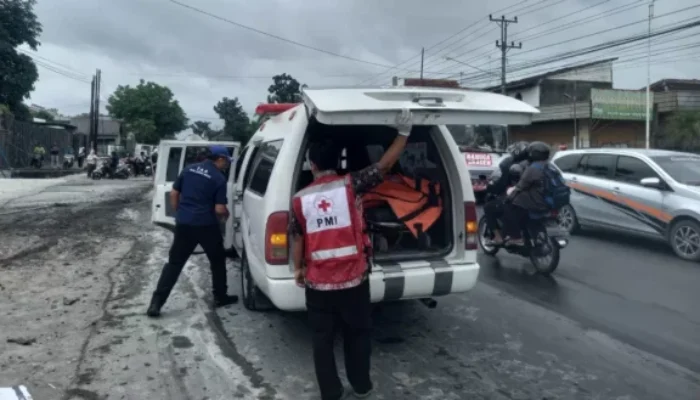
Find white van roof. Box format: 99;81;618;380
302;87;539;126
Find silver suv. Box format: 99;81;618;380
551;148;700;261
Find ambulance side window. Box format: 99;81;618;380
165;147;183;182
247;140;284;195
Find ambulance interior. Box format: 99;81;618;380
294;119;453;261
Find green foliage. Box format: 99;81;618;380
213;97;251;145
267;73;306;103
10;102;31;122
0;0;42;118
0;0;43;49
666;110;700;150
106;80;188;144
32;109;55;121
128;118;158;144
190;120;223;139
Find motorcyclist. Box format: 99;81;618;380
109;151;119;178
86;149;98;177
502;141;552;246
483;141;529;245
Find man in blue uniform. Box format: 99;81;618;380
147;145;238;317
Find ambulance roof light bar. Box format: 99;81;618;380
255;103;298;115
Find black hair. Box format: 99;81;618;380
308;140;340;171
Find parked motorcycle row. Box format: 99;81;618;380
88;157;153;180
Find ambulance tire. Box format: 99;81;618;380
240;249;274;311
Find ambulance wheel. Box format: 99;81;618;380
240;250;273;311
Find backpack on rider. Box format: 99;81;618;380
527;142;570;210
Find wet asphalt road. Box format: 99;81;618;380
210;223;700;399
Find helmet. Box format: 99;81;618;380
528;141;551;162
508;162;524;178
506;141;529;162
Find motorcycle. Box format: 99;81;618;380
30;154;43;169
63;154;75;169
477;181;569;275
92;161;129;180
143;161;153;177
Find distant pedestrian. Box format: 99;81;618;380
146;145;238;317
50;143;60;169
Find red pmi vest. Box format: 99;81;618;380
292;174;369;290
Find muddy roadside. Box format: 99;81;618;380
0;180;268;400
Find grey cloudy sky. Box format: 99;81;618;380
21;0;700;132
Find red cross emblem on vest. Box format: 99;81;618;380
317;198;333;214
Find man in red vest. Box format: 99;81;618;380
290;109;412;400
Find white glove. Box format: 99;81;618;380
395;108;413;136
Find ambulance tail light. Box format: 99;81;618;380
265;211;289;265
464;201;478;250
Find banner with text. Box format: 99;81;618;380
590;89;652;120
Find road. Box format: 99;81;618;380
1;179;698;400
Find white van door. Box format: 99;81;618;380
302;87;539;126
231;144;257;253
151;140;241;249
152;141;184;230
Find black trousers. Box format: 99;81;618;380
152;224;227;305
503;203;529;239
484;197;505;232
306;280;372;400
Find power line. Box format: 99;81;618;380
446;11;700;83
429;0;648;77
168;0;422;71
356;0;546;86
33;60;92;84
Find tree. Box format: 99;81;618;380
0;0;42;120
666;110;700;151
106;80;188;144
267;73;306;103
213;97;251;145
32;109;55;122
189;120;223;139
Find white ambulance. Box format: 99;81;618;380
152;87;538;311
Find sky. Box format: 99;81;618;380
19;0;700;134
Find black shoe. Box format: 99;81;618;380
146;302;161;318
214;295;239;308
146;295;163;318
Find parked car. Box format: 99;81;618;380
152;86;540;311
552;148;700;261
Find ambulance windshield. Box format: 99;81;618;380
447;124;507;153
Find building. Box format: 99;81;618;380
649;79;700;149
482;60;700;150
70;115;122;154
482;58;655;149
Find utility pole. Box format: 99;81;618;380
92;69;101;153
490;15;521;95
645;0;655;149
420;47;425;81
89;76;95;152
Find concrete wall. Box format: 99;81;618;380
509;86;540;108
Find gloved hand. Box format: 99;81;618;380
394;108;413;136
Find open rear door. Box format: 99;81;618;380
152;141;185;231
302;87;539;126
151;140;240;250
